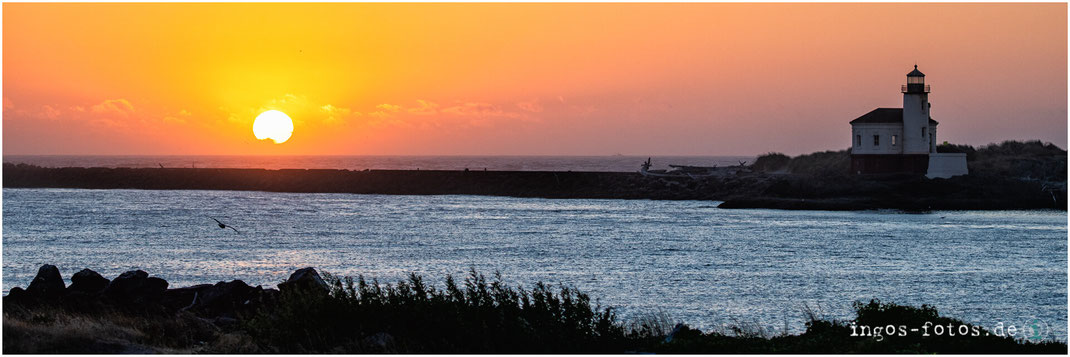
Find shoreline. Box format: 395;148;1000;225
3;163;1065;211
4;264;1065;353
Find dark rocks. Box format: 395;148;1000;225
196;280;259;317
68;268;110;294
103;270;168;304
5;286;29;305
26;264;65;299
161;280;279;319
278;267;329;294
5;265;299;323
162;284;213;310
147;277;169;292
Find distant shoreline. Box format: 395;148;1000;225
1;154;756;173
4;163;1064;211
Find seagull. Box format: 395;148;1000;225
210;217;239;233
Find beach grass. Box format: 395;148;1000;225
4;269;1066;353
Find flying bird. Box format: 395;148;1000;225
210;217;239;233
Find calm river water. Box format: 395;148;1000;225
3;188;1066;339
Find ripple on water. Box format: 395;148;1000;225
2;188;1066;340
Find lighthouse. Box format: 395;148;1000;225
849;65;968;178
902;65;935;155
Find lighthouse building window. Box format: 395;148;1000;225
856;135;861;146
892;135;897;146
873;135;879;146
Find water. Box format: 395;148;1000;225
3;155;754;172
3;188;1066;340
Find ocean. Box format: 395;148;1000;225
3;188;1066;340
2;155;756;172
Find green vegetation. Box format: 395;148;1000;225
938;140;1067;181
4;270;1066;353
751;149;852;176
245;270;623;353
752;140;1066;181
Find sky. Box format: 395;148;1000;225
3;3;1066;156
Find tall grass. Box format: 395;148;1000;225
751;150;851;176
939;140;1067;181
5;271;1066;353
244;269;624;353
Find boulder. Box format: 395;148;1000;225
146;277;169;292
61;290;109;313
103;270;168;304
162;284;212;311
196;280;259;316
4;286;29;306
163;281;272;318
26;264;65;299
68;268;109;294
278;267;329;294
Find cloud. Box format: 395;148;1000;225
407;100;440;115
40;105;62;120
320;104;359;124
162;109;191;124
571;104;598;116
441;102;521;118
91;99;135;117
261;94;307;111
370;103;402;118
516;99;544;113
88;118;127;128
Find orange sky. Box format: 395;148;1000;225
3;3;1066;156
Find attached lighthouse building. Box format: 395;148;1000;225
849;66;968;178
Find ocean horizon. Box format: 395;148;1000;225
2;155;757;172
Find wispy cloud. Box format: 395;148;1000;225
320;104;359;124
40;105;62;120
516;99;544;113
407;100;440;115
162;109;192;124
91;99;135;117
441;102;521;118
370;103;402;118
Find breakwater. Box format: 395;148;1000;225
2;164;715;200
3;163;1064;210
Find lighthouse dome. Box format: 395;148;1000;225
907;65;925;77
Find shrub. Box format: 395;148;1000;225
244;269;624;353
750;150;851;177
751;153;791;172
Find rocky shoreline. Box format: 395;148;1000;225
3;163;1064;211
3;264;331;353
5;264;318;325
4;264;1065;353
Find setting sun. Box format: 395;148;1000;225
252;110;294;144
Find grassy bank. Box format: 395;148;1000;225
4;269;1065;353
751;140;1067;181
727;140;1068;210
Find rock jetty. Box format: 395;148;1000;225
3;163;1064;210
4;264;327;322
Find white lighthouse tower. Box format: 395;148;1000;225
902;65;934;154
849;65;967;178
